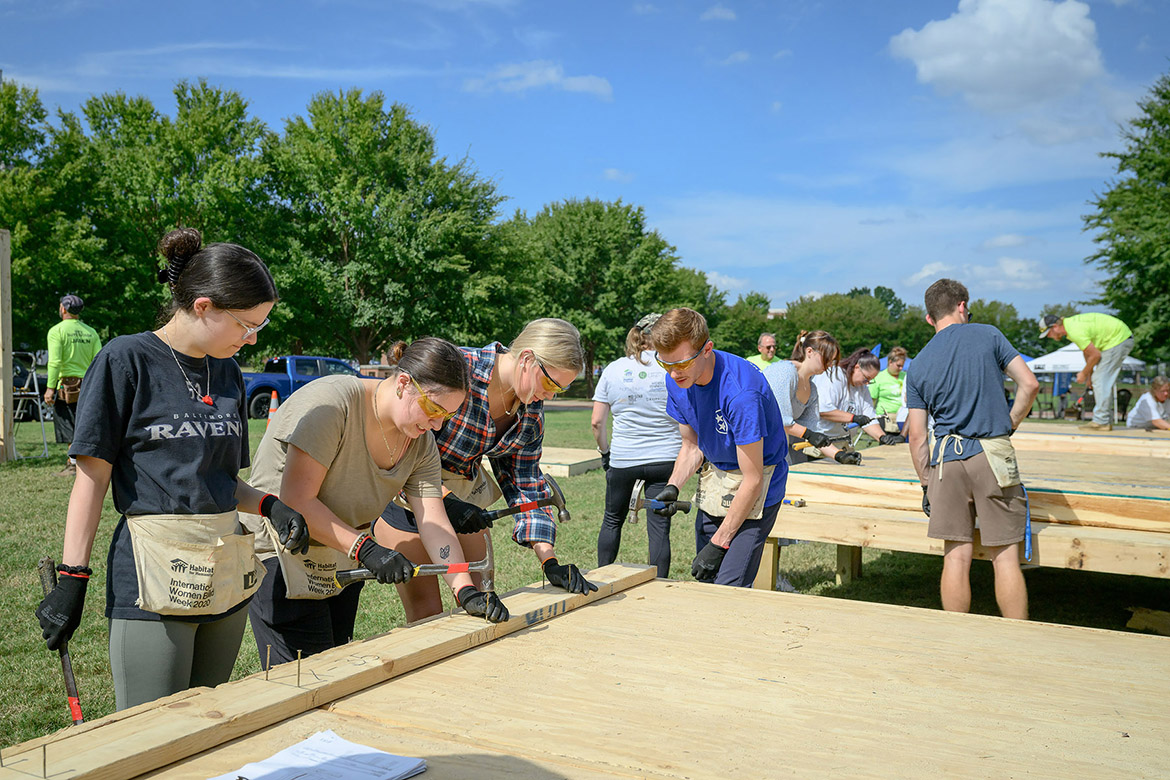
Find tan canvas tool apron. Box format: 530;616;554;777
693;461;777;519
262;514;360;600
126;511;262;615
931;432;1021;488
59;376;83;403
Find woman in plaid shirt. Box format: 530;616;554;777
374;318;598;622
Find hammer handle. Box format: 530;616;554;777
38;557;84;724
483;497;557;520
335;559;491;588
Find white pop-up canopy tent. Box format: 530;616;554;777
1027;343;1146;373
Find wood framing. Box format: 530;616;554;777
48;580;1170;779
1;229;13;463
0;564;656;780
538;446;601;477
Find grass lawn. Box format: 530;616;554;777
3;408;1168;750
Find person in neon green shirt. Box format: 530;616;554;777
744;332;780;371
45;294;102;473
869;346;908;427
1039;312;1133;431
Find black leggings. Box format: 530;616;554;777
249;557;365;668
598;461;676;578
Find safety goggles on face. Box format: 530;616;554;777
536;359;571;394
656;341;710;372
224;309;270;339
410;376;459;420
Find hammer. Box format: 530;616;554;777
37;557;84;724
628;479;691;524
335;530;496;590
482;473;571;524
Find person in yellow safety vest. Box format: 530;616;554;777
44;294;102;476
1039;312;1134;431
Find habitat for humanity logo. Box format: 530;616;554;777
170;558;189;573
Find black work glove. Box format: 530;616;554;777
879;433;906;446
922;485;931;518
260;494;311;555
850;413;873;427
600;450;610;471
691;541;728;582
442;494;494;534
36;565;91;651
356;538;414;584
803;430;831;449
652;484;681;518
457;585;510;623
835;450;863;465
543;557;599;594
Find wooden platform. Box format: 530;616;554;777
756;445;1170;589
1010;423;1170;459
539;446;601;477
7;576;1168;779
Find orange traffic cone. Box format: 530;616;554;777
266;390;279;428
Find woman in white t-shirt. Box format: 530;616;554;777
813;348;905;447
1127;376;1170;430
591;314;683;577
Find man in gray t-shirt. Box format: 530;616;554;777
904;279;1038;620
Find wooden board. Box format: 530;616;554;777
754;503;1170;590
135;580;1170;779
539;446;602;477
0;564;656;780
1015;420;1170;439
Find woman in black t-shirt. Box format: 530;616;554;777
35;228;310;711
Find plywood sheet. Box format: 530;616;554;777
142;580;1170;779
539;446;602;477
0;564;656;780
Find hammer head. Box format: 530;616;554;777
480;530;496;594
627;478;648;524
544;474;571;523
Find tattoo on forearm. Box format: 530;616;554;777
440;544;450;560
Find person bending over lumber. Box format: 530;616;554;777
813;348;905;452
375;318;597;623
649;308;789;587
904;278;1039;620
242;337;507;668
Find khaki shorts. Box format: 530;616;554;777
926;451;1026;547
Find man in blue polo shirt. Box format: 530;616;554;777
650;308;788;587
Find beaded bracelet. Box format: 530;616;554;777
348;532;370;561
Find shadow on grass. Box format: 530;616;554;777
789;545;1170;633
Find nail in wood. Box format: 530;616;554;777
265;645;271;681
296;649;302;688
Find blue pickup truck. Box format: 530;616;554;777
241;356;367;419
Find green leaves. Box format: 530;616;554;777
1084;71;1170;362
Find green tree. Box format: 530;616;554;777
0;80;105;349
264;89;506;362
783;292;894;356
514;198;680;386
711;292;772;358
1084;71;1170;361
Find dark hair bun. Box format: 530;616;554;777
157;228;203;285
387;341;408;364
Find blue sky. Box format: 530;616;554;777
3;0;1167;318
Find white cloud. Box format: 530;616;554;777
632;3;658;13
700;4;736;21
513;26;558;49
969;256;1051;290
905;262;953;286
603;167;634;183
889;0;1103;112
980;233;1032;250
773;49;793;59
721;51;750;65
708;271;750;291
463;60;613;100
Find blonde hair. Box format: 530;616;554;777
509;318;585;372
650;308;709;353
888;346;908;363
625;327;653;363
1152;376;1170;393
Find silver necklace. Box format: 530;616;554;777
161;328;214;406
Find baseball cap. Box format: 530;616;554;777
59;294;85;314
635;313;662;332
1038;314;1060;338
